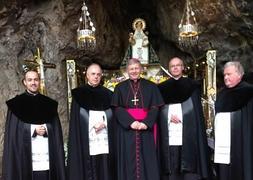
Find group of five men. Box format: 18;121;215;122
2;57;253;180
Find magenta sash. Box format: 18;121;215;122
127;108;147;121
127;108;157;144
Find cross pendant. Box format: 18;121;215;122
131;95;139;106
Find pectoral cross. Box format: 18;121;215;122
131;95;139;106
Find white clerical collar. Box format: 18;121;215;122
26;90;39;96
87;82;99;87
172;76;182;80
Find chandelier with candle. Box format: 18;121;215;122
77;1;96;50
178;0;198;48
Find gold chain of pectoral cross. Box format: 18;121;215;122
130;81;140;106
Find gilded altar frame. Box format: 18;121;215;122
203;50;217;136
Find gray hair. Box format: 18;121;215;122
126;58;142;68
224;61;244;76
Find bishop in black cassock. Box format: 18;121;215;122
67;63;115;180
111;58;164;180
214;61;253;180
158;57;211;180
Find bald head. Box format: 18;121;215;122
86;63;102;87
168;57;184;79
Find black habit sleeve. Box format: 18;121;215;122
142;107;159;129
114;107;135;129
67;98;89;180
2;110;66;180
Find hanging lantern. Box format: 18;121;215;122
178;0;199;48
77;1;96;50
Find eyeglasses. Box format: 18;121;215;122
169;64;183;68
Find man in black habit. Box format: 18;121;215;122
158;57;211;180
214;61;253;180
111;58;164;180
67;63;115;180
3;70;66;180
